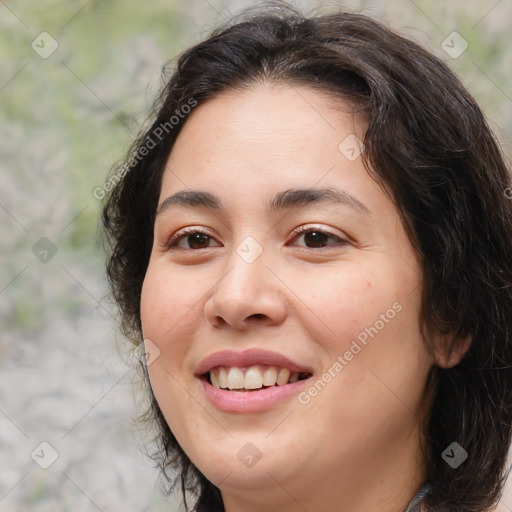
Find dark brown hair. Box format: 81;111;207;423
101;4;512;511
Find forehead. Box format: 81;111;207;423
162;83;373;197
154;82;419;272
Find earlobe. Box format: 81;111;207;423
435;334;472;369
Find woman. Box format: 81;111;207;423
101;4;512;511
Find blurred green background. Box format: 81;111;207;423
1;1;511;511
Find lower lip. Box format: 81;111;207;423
200;378;310;412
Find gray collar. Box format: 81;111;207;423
404;482;431;512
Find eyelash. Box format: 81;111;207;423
165;225;348;251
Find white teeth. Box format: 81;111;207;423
226;367;244;389
262;367;278;386
210;371;220;388
244;366;263;389
276;368;291;386
219;367;228;388
209;366;305;390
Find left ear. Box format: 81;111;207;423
434;333;472;369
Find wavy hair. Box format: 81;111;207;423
101;4;512;511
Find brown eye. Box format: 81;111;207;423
185;233;211;249
291;227;348;249
167;229;221;250
302;230;330;248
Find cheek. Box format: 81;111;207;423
140;265;202;343
140;267;208;453
139;265;198;410
296;262;402;347
298;259;427;392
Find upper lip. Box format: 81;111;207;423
195;348;314;376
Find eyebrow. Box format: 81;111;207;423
156;187;371;216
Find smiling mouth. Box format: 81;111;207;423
203;365;312;392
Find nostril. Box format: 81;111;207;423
249;313;266;320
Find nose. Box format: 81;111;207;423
204;243;287;330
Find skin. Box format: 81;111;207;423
140;83;466;512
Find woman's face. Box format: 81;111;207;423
141;83;435;510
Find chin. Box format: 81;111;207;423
188;434;301;489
